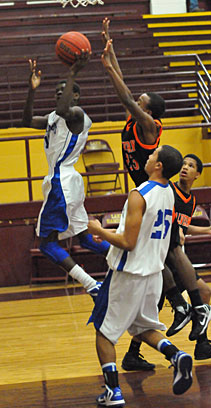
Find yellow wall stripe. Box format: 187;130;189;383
164;50;211;55
148;21;211;28
159;40;211;47
154;30;211;37
142;12;211;19
170;60;211;66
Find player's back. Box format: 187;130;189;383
107;180;174;275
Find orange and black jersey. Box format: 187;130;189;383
170;181;196;236
121;115;162;187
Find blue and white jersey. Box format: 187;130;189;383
44;110;92;174
106;180;175;276
36;110;92;238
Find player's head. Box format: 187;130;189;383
145;145;183;180
138;92;165;119
183;154;203;174
158;145;183;179
55;80;80;106
179;154;203;184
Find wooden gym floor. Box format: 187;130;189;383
0;276;210;408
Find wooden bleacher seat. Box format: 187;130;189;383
185;234;211;267
101;212;121;229
191;205;210;227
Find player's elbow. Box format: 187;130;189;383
124;96;134;109
124;240;136;251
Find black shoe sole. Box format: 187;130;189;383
121;363;155;371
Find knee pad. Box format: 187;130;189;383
40;241;69;264
79;233;110;254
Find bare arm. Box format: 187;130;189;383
56;51;91;134
102;18;130;119
22;59;48;129
101;40;157;144
187;224;211;235
102;18;123;80
88;190;145;251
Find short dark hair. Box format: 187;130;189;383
158;145;183;179
146;92;166;119
184;154;203;174
57;80;81;94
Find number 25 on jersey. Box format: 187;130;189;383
151;209;172;240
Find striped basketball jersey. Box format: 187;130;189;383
106;180;174;276
121;115;162;187
170;181;196;235
36;110;92;238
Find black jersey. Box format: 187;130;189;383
170;181;196;235
121;115;162;187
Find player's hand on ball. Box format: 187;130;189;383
70;50;91;75
29;59;41;90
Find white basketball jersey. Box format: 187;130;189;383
44;110;92;173
106;180;175;276
36;110;92;238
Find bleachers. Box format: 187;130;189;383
1;0;211;128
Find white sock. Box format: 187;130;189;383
69;264;96;290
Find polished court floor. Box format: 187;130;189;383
0;278;210;408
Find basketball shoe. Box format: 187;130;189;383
171;351;193;395
121;352;155;371
194;339;211;360
189;304;211;341
166;304;192;337
97;384;125;407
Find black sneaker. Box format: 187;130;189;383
194;339;211;360
121;352;155;371
166;304;192;337
189;304;211;341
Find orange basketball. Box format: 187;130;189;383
55;31;91;66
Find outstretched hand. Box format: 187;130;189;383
101;39;113;69
29;59;41;90
70;49;91;75
102;17;111;46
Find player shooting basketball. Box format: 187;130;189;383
22;51;109;297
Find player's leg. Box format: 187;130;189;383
163;261;192;336
121;264;188;371
39;232;101;298
139;330;193;395
90;269;137;407
95;331;125;407
197;277;211;304
173;245;211;341
194;278;211;360
78;229;110;254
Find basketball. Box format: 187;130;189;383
55;31;91;66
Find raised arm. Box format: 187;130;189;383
101;40;157;143
22;59;48;129
102;18;123;80
55;50;91;134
